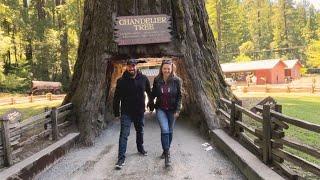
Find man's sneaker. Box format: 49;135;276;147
138;149;148;156
160;152;165;159
115;159;125;170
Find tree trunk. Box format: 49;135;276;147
56;0;71;90
35;0;50;80
23;0;33;74
12;25;18;66
3;20;12;74
64;0;233;145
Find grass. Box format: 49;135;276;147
0;100;62;120
234;92;320;177
0;93;26;99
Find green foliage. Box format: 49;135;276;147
300;67;308;75
0;0;84;92
236;40;254;62
244;0;273;52
0;30;11;55
206;0;320;63
306;40;320;67
0;74;29;92
1;0;320;90
206;0;218;40
239;41;254;55
206;0;248;62
235;53;252;62
0;66;5;82
68;28;79;73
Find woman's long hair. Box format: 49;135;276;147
156;59;176;81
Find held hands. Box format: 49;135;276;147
147;101;154;112
114;116;120;121
174;112;180;119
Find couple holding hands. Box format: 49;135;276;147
113;58;182;169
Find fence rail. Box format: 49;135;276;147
0;103;73;167
0;94;66;106
234;84;320;94
218;98;320;178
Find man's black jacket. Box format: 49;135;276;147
113;70;152;117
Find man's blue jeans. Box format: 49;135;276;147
156;109;176;151
118;114;144;161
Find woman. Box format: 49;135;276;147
150;59;182;167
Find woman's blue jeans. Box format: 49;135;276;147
156;109;176;151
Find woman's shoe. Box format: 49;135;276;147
164;151;171;167
161;150;170;159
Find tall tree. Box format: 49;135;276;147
22;0;33;75
0;0;20;74
243;0;273;59
0;0;84;92
64;0;233;145
56;0;71;90
271;0;299;58
303;5;319;43
33;0;50;80
306;39;320;68
206;0;246;62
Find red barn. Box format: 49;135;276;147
284;59;303;80
221;59;287;85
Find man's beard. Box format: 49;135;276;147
128;70;136;77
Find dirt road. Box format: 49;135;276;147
36;113;244;180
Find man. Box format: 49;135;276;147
113;59;152;169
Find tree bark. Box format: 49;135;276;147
64;0;233;145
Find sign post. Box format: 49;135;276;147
1;109;22;166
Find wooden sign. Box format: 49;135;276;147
114;14;172;46
1;109;22;122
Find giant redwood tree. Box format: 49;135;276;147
64;0;233;145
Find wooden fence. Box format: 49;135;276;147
218;98;320;179
0;103;73;167
0;94;66;106
233;84;320;93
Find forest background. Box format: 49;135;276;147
0;0;320;92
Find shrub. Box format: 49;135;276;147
0;74;29;93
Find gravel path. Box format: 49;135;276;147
36;113;244;180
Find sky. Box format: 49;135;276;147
294;0;320;10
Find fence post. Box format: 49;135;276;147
10;98;15;105
230;101;236;136
312;83;315;94
274;104;284;162
51;107;59;141
262;105;272;164
29;95;33;103
286;85;291;93
274;104;282;124
1;118;13;166
236;100;243;134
